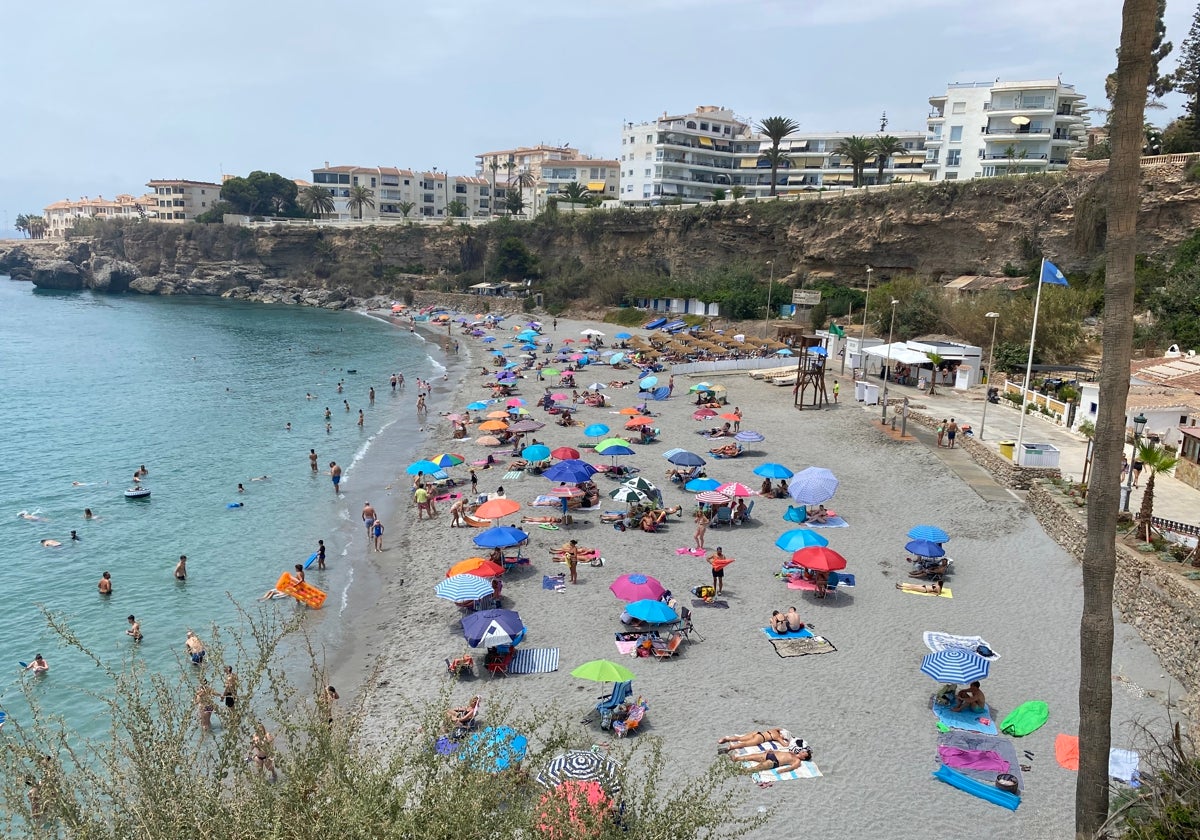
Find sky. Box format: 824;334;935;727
1;0;1193;239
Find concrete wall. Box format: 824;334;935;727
906;408;1061;488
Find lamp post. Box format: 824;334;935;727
978;312;1000;441
1121;412;1148;513
882;299;898;423
858;265;873;377
761;260;775;339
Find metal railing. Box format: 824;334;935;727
1151;516;1200;537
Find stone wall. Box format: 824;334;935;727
905;408;1061;488
412;290;531;315
1028;483;1200;730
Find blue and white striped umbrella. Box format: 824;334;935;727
920;648;990;684
787;467;839;506
435;574;496;602
735;430;765;442
908;524;950;543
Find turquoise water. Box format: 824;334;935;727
0;281;449;739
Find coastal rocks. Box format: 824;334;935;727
89;256;141;292
0;245;37;282
31;259;85;290
129;276;165;295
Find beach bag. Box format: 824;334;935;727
692;585;715;602
1000;700;1049;737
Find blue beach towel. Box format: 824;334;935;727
762;627;815;640
932;702;998;734
542;574;566;592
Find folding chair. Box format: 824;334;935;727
678;607;704;641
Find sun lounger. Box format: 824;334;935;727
461;512;492;528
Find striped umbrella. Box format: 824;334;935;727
920;648;990;684
735;430;765;443
609;486;649;504
787;467;839;506
435;574;496;602
908;524;951;543
621;477;658;495
716;481;755;498
430;453;465;468
696;490;732;505
537;750;623;797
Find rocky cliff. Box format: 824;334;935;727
4;163;1200;306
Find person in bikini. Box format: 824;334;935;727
718;728;794;751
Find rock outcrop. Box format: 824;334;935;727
31;259;86;290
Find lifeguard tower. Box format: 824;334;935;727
792;334;830;410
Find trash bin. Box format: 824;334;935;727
855;381;867;402
863;383;880;406
1018;443;1061;468
998;440;1016;461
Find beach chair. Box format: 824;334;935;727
818;571;841;601
711;506;733;528
484;648;515;679
594;680;633;728
613;698;647;738
651;634;684;660
678;607;704;641
445;653;475;678
738;499;755;524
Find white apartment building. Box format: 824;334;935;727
540;159;620;199
310;165;493;219
43;193;157;238
923;80;1087;181
146;179;224;222
773;131;930;189
619;105;768;205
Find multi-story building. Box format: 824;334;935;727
619;105;767;205
923;80;1087;181
310;165;493;220
43;193;158;238
772;131;930;189
474;145;580;185
539;159;620;200
146;179;224;222
474;145;620;210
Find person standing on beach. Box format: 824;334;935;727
362;501;377;536
372;518;384;551
369;387;375;405
936;420;947;448
174;555;188;581
563;539;580;584
946;418;959;449
309;449;319;472
469;470;479;497
126;615;142;643
832;380;840;403
732;408;742;432
694;509;710;551
449;496;467;527
317;539;326;570
414;486;433;521
709;547;728;595
330;462;342;496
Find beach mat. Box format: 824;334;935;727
762;627;814;640
770;636;836;658
937;731;1023;793
751;763;823;782
901;585;953;598
506;648;559;675
502;470;524;481
542;575;565;592
1055;734;1079;770
806;516;849;528
932;702;997;734
691;599;730;609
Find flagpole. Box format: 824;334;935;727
1014;258;1046;461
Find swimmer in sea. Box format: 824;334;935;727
136;465;148;478
260;588;287;600
18;512;45;522
285;423;292;432
39;540;62;548
98;572;112;595
317;539;326;570
70;531;79;542
325;407;332;420
237;484;245;494
24;654;49;674
344;400;350;413
250;476;268;481
326;423;332;434
126;615;142;643
84;508;93;519
185;630;206;666
174;555;188;580
357;409;364;427
309;449;319;472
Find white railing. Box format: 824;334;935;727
670;359;794;375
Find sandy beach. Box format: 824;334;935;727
343;311;1181;840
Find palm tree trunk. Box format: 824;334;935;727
1137;472;1155;529
1076;2;1155;837
769;161;779;196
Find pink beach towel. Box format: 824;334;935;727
937;746;1010;773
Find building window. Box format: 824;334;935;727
944;173;959;180
700;122;709;131
952;101;966;114
947;150;961;166
949;126;963;142
646;134;652;143
644;152;651;160
644;169;652;177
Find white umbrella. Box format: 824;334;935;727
581;329;605;337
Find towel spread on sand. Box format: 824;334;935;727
1109;748;1140;782
732;742;823;781
506;648;559;674
937;746;1010;772
1055;734;1080;770
923;631;1000;661
770;636;836;658
676;547;707;556
806;516;849;528
691;599;730;608
542;575;566;592
502;470;524;481
901;585;953;598
931;702;998;734
762;627;814;640
614;640;638;656
936;732;1023;792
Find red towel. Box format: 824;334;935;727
1055;734;1080;771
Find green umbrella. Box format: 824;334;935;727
542;368;561;377
571;659;635;683
596;437;630;453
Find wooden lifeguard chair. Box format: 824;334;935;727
792;335;830;410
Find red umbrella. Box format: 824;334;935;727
561;338;576;344
790;546;847;572
447;558;506;578
550;486;584;498
551;447;581;460
717;481;755;497
693;408;717;420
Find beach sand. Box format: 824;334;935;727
346;312;1181;840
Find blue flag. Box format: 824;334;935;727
1040;260;1068;286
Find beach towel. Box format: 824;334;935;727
615;640;639;656
531;495;560;507
733;742;823;781
931;702;998;734
806;516;849;528
901;585;953;599
690;599;730;608
502;470;524;481
506;648;559;675
1109;748;1140;783
770;636;836;658
1055;734;1079;771
762;627;814;640
541;575;566;592
676;547;707;556
1000;700;1048;736
434;492;463;503
923;631;1000;661
937;747;1009;773
937;732;1023;793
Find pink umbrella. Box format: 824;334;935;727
717;482;755;498
693;408;718;420
551;447;581;460
570;354;584;361
609;573;666;602
506;398;526;408
550;486;584;498
696;491;732;505
551;393;568;401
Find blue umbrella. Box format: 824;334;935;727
472;527;530;549
639;376;658;389
596;442;635;457
462;608;525;648
651;386;670;400
667;450;706;467
482;336;496;343
609;352;626;364
460;726;528;773
615;332;632;340
685;477;721;492
436;574;495;602
522;444;552;462
735;430;765;442
788;467;839;506
754;463;794;480
810;347;828;356
543;459;598;484
625;599;677;624
467;401;489;411
407;460;442;475
584;423;610;438
775;529;830;551
920;649;990;684
776;348;794;356
491;350;506;356
908;524;950;543
905;539;946;558
502;343;515;348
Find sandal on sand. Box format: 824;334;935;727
756;781;774;789
1020;764;1032;772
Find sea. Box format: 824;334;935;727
0;279;457;741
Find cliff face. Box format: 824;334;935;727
4;163;1200;305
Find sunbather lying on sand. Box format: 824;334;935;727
521;515;566;524
895;580;943;594
709;443;741;457
734;746;812;772
718;728;793;750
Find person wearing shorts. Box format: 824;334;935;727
414;486;432;520
330;462;342;495
946;419;958;449
709;547;728;595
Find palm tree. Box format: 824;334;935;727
832;136;873;187
28;217;46;239
925;352;943;396
14;214;29;238
1134;441;1178;536
504;189;525;217
488;160;500;217
298;186;335;219
346;185;376;220
870;135;909;185
512;170;537;217
1076;2;1157;836
757;148;792;195
755;116;799;196
559;182;589;204
446;199;468;218
397;201;415;219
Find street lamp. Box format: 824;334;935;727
978;312;1000;441
882;299;898;423
1121;412;1148;513
761;260;775;339
858;265;873;377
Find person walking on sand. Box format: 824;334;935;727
732;407;742;432
936;419;947;447
694;509;710;551
309;449;319;472
362;502;377;536
330;462;342;496
174;555;188;581
709;547;728;595
832;379;840;403
946;418;959;449
372;518;384;551
317;539;326;570
469;470;479;496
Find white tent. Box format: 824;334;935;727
863;342;931;366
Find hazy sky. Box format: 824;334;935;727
2;0;1192;238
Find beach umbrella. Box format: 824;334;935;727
502;343;515;349
581;329;605;337
509;419;545;433
475;435;503;447
720;412;740;421
651;387;670;400
584;423;610;438
689;383;713;392
507;398;527;407
908;524;951;543
775;529;829;551
522;444;552;462
460;726;529;773
610;573;666;602
550;485;584;498
905;539;946;559
430;453;465;468
624;416;654;428
461;609;525;648
479;419;509;431
696;490;732;505
790;546;848;572
618;407;643;416
562;338;576;344
508;407;530;416
776;348;794;356
550;392;569;401
810;347;828;356
667;450;706;467
639;376;658;389
735;430;765;443
570;354;585;362
788;467;839;506
482;336;496;343
609;352;626;364
920;648;991;684
754;463;794;480
625;599;677;624
447;557;506;578
621;476;658;495
406;460;442;475
542;368;561;377
597;442;635;458
475;498;522;520
485;410;510;420
595;438;630;452
685;477;721;492
472;526;529;549
467;401;489;411
504;363;521;371
435;574;496;602
544;459;598;483
693;408;718;419
609;486;648;504
717;481;755;497
551;447;580;460
537;751;622;797
571;659;634;683
588;382;607;390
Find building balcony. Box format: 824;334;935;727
922;160;940;170
986;105;1054;118
984;127;1051;139
928;110;945;120
925;136;943;146
982;153;1049;163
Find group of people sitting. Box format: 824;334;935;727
759;478;790;499
769;607;806;635
703;423;735;439
603;504;683;532
717;728;813;773
936;681;987;713
907;555;949;580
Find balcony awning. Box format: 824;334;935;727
586;181;607;192
698;137;713;147
740;158;760;168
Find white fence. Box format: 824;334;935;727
1003;381;1070;426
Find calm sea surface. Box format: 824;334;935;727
0;280;447;740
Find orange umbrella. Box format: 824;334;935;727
479;419;509;431
618;407;643;416
447;558;505;578
475;498;521;519
486;410;510;420
624;417;654;428
719;412;740;421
